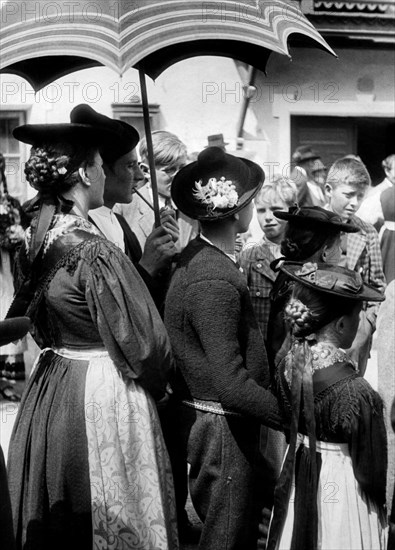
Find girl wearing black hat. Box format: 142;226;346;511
266;206;360;376
267;262;387;550
7;120;178;549
164;147;285;550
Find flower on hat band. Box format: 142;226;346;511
58;167;67;175
193;177;239;211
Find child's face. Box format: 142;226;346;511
155;154;188;199
256;197;288;244
325;183;367;221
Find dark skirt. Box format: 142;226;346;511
8;349;178;550
8;350;92;550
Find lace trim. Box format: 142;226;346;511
283;342;358;387
310;342;358;373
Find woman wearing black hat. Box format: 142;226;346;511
266;206;359;376
164;147;285;550
267;262;387;550
7;119;178;549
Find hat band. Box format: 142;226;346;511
295;263;363;294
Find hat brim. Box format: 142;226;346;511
280;262;384;302
172;157;264;221
274;210;359;233
0;317;30;347
13;124;120;151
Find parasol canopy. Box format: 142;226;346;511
0;0;335;91
0;0;335;228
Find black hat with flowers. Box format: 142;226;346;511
280;261;384;302
171;146;264;221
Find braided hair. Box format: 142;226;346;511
24;142;98;197
284;282;357;338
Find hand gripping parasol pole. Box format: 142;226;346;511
139;68;161;228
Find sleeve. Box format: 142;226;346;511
134;262;169;311
186;279;283;430
364;226;386;329
347;382;387;512
85;243;173;400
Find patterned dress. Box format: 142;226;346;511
8;213;178;550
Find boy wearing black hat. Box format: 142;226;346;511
164;147;284;550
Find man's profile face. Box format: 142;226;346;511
103;149;145;205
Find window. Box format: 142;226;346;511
0;111;26;200
111;103;161;141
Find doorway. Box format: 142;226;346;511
291;115;395;186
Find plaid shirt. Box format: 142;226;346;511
238;238;280;340
346;214;386;328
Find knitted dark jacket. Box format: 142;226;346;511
164;236;283;430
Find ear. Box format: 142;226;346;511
78;166;91;187
324;182;333;199
334;315;345;334
321;246;328;261
233;213;240;221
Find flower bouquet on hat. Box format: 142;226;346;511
171;146;264;221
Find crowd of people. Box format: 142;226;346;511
0;106;394;550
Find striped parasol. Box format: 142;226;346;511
0;0;335;89
0;0;335;226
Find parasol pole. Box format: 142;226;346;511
235;65;257;150
139;68;161;227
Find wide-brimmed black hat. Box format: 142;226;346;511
13;108;124;153
280;261;384;302
171;146;264;221
70;104;139;163
274;206;359;233
0;317;30;347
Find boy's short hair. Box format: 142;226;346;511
254;175;297;208
139;130;187;170
326;156;371;190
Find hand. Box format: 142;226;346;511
155;384;173;409
257;507;272;549
159;207;179;243
6;224;24;244
139;225;178;277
